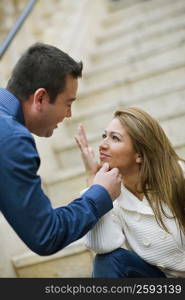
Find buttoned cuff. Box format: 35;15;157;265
83;184;113;218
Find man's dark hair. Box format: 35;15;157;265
6;42;83;103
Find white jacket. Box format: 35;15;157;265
83;184;185;278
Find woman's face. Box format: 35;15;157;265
99;118;141;175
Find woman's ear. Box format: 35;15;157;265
136;154;142;163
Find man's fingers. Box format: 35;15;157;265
99;162;109;173
109;167;119;176
118;173;122;182
99;165;121;177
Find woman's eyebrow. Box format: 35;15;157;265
104;130;123;138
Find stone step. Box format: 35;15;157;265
107;0;146;13
87;27;185;78
76;61;185;111
103;0;184;28
42;165;86;207
90;24;185;65
96;7;185;50
0;214;30;277
12;239;93;277
35;120;78;177
85;41;185;89
161;114;185;149
99;6;185;46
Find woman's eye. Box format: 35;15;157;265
112;135;120;141
102;133;106;139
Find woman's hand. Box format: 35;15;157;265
75;124;100;185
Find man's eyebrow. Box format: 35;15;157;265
68;97;76;102
104;130;123;138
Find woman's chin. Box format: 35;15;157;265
100;160;114;170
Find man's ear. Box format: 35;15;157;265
33;88;49;111
136;154;142;164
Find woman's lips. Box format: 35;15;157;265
99;152;111;160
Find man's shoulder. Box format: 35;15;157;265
0;116;40;169
0;113;33;141
0;115;37;159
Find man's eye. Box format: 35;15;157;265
102;133;106;139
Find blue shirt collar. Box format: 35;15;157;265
0;88;25;125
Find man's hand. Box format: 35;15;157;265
93;162;122;201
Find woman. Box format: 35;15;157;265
75;107;185;278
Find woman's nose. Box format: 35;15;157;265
99;139;109;149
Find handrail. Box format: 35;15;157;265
0;0;38;59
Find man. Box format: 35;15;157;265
0;42;121;255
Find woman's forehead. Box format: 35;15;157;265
105;118;125;133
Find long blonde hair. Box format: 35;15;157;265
114;107;185;234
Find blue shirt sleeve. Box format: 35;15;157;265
0;133;113;255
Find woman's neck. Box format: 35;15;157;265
122;172;143;201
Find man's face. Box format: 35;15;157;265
25;75;78;137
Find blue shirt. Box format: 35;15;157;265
0;88;113;255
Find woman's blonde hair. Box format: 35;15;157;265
114;107;185;234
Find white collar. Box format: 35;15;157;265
116;185;154;215
116;185;185;248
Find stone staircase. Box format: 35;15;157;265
1;0;185;277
